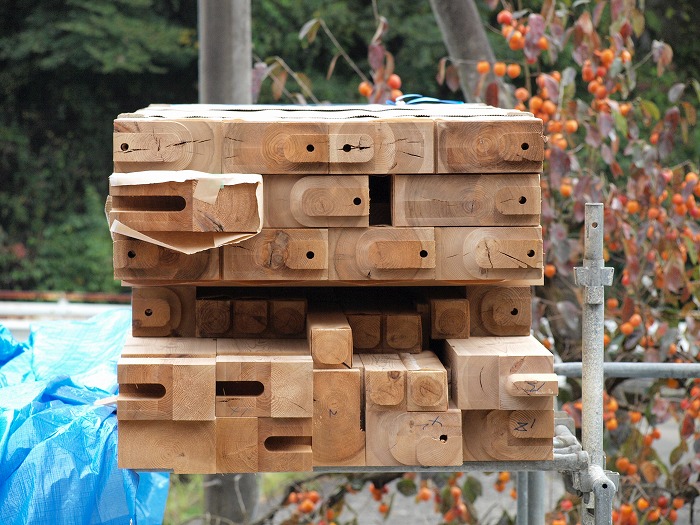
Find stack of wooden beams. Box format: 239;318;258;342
108;104;557;473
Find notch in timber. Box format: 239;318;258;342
119;383;167;400
216;381;265;397
264;436;312;452
111;195;187;212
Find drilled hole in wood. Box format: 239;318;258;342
120;143;129;151
342;143;352;152
519;196;527;204
592;222;599;228
527;249;535;257
127;250;136;259
420;250;428;258
439;434;448;443
306;251;315;259
521;143;530;150
353;197;362;205
216;381;264;397
306;144;314;152
144;309;153;317
511;308;519;315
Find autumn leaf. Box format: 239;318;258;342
652;40;673;77
298;18;321;44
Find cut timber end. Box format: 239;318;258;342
365;405;463;467
466;286;532;337
307;310;353;368
313;368;366;466
131;286;196;337
361;353;407;409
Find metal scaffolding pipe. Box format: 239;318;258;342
527;471;546;525
516;472;529;525
555;361;700;379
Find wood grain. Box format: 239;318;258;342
400;351;448;412
360;353;407;410
118;420;216;473
435;227;543;284
436;119;544;173
264;175;369;228
131;286;196;337
393;174;540;227
114;118;222;173
465;286;532;336
114;239;220;281
258;418;313;472
442;336;556;411
222;229;328;281
462;409;553;461
313;368;366;466
307;310;353;368
329;227;435;281
365;405;462;466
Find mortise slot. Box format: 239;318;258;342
216;381;265;397
111;195;187;212
120;383;166;400
369;175;392;226
264;436;312;452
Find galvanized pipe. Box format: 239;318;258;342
516;472;529;525
527;471;546;525
555;362;700;379
575;203;612;470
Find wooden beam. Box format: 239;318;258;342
307;310;353;368
113;118;222;173
264;175;369;228
215;354;313;418
222;229;328;281
462;409;554;461
365;405;462;466
435;119;544;173
258;418;313;472
465;286;532;336
114;239;220;281
118;420;217;473
435;226;543;284
132;286;196;337
442;336;556;411
313;369;365;466
118;357;216;420
329;227;435;281
360;354;407;410
400;351;448;412
430;298;470;339
392;174;540;227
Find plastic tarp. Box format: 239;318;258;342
0;310;170;524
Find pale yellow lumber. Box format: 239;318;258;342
365;405;462;466
392;174;540;227
313;369;366;466
430;298;470;339
258;418;313;472
264;175;369;228
465;286;532;336
400;351;448;412
307;310;353;368
216;417;258;473
118;420;216;473
222;228;328;281
462;409;553;461
360;354;407;410
131;286;196;337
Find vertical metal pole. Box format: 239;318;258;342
516;472;529;525
575;203;614;525
527;471;545;525
577;204;608;469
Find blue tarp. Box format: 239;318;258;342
0;310;170;524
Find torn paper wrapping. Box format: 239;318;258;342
108;171;263;255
